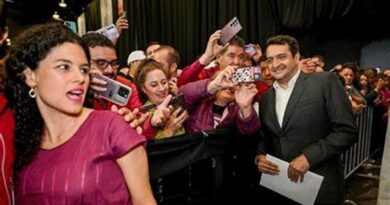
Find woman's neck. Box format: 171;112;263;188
39;105;90;148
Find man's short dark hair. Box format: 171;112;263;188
81;33;115;49
220;36;245;55
266;35;299;57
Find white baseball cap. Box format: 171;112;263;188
127;50;146;65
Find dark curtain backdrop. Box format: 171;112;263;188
84;0;354;67
85;0;101;32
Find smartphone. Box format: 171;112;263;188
219;17;242;45
170;93;185;110
232;66;261;83
121;11;127;18
345;85;367;105
244;44;257;58
91;73;132;106
64;21;77;33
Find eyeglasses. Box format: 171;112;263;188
91;59;121;70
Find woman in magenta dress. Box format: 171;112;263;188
5;23;156;205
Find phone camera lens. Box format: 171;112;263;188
118;87;130;98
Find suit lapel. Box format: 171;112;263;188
281;72;308;129
267;88;282;130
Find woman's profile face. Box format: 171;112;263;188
25;42;90;115
141;69;169;105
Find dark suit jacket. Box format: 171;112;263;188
257;72;358;204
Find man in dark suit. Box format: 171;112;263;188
256;35;357;205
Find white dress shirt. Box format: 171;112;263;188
273;70;300;127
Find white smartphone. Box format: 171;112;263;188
232;66;262;83
91;73;132;106
219;17;242;45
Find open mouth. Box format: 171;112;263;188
67;89;84;102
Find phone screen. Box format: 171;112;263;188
232;67;262;83
219;17;242;45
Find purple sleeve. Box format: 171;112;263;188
107;114;146;158
179;79;213;113
235;107;261;135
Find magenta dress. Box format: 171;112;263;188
16;111;146;205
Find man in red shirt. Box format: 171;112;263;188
178;31;245;86
82;33;169;135
81;33;142;111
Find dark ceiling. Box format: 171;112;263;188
6;0;93;22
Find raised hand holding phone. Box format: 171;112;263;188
199;30;228;65
235;83;258;119
90;73;132;106
116;12;128;34
219;17;242;45
232;66;262;83
207;66;237;94
121;11;127;18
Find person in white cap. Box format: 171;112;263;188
127;50;146;81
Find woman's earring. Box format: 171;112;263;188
28;88;36;98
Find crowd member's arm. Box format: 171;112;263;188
234;83;260;135
157;107;188;138
179;79;213;113
177;59;206;87
142;95;174;139
366;78;385;103
350;98;365;114
207;65;237;93
179;66;236;113
112;16;128;45
111;105;149;135
177;30;227;86
169;77;179;95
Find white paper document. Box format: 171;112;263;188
259;154;324;205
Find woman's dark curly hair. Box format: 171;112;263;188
4;22;90;172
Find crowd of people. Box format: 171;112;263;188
1;1;389;204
